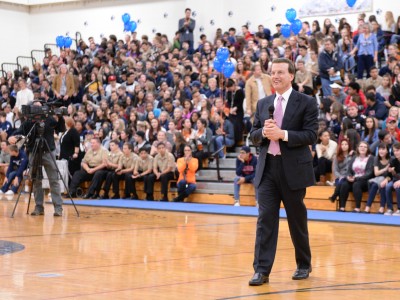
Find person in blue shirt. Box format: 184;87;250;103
0;111;13;141
350;23;378;79
233;146;258;206
156;64;174;88
0;145;28;195
364;93;388;122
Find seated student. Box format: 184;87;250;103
361;116;379;147
233;146;258;207
93;139;122;199
150;131;173;157
329;139;352;201
148;142;176;202
0;144;28;196
133;131;150;154
192;118;213;169
173;145;198;202
212;112;235;159
130;147;154;200
364;143;390;213
383;142;400;216
315;130;337;185
338;141;374;212
68;138;109;198
364;92;388;122
107;143;138;199
370;130;395;156
0;141;11;181
0;112;13;142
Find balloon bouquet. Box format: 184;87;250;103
55;35;73;49
122;13;137;33
280;8;302;38
212;47;235;103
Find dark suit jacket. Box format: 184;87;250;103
60;127;80;160
250;90;318;190
178;18;196;43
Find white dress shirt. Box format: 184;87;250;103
263;87;292;142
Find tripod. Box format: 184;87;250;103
11;121;80;218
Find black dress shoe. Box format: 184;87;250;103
111;195;120;199
83;193;94;199
292;266;312;280
248;273;269;286
100;194;109;199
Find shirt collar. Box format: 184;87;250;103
277;87;293;101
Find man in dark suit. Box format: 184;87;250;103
178;8;196;53
248;58;318;286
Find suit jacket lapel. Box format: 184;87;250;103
282;91;300;129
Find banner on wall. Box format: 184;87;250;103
298;0;372;18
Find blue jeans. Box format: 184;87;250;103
234;177;258;202
214;136;235;158
177;180;196;196
357;54;374;79
384;181;400;211
321;77;332;97
1;171;21;193
390;34;400;44
366;182;386;207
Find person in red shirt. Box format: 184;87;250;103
344;82;367;112
386;116;400;142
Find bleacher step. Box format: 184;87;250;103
208;158;236;169
197;170;236;181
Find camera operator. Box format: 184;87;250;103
9;101;66;216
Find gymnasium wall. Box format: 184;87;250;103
0;0;398;64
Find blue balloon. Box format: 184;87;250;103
290;19;302;35
64;37;73;48
285;8;297;23
124;22;130;32
122;13;131;24
346;0;357;7
153;108;161;118
129;20;137;33
216;47;229;61
56;35;65;48
281;24;291;38
222;61;235;78
213;57;224;73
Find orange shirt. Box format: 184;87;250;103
177;157;198;184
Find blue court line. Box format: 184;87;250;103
63;199;400;226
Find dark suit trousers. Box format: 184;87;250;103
69;169;94;194
254;154;311;275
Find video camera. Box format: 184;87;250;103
21;100;68;121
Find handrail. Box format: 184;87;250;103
17;56;36;68
210;146;225;182
1;63;21;76
31;49;46;64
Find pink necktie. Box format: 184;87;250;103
269;96;284;155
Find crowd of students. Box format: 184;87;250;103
0;8;399;207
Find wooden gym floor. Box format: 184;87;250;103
0;196;399;300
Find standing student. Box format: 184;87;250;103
248;58;318;286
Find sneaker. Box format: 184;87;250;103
53;209;63;217
384;209;393;216
0;190;4;194
392;210;400;216
234;201;240;207
5;190;14;195
31;209;44;216
326;180;334;186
